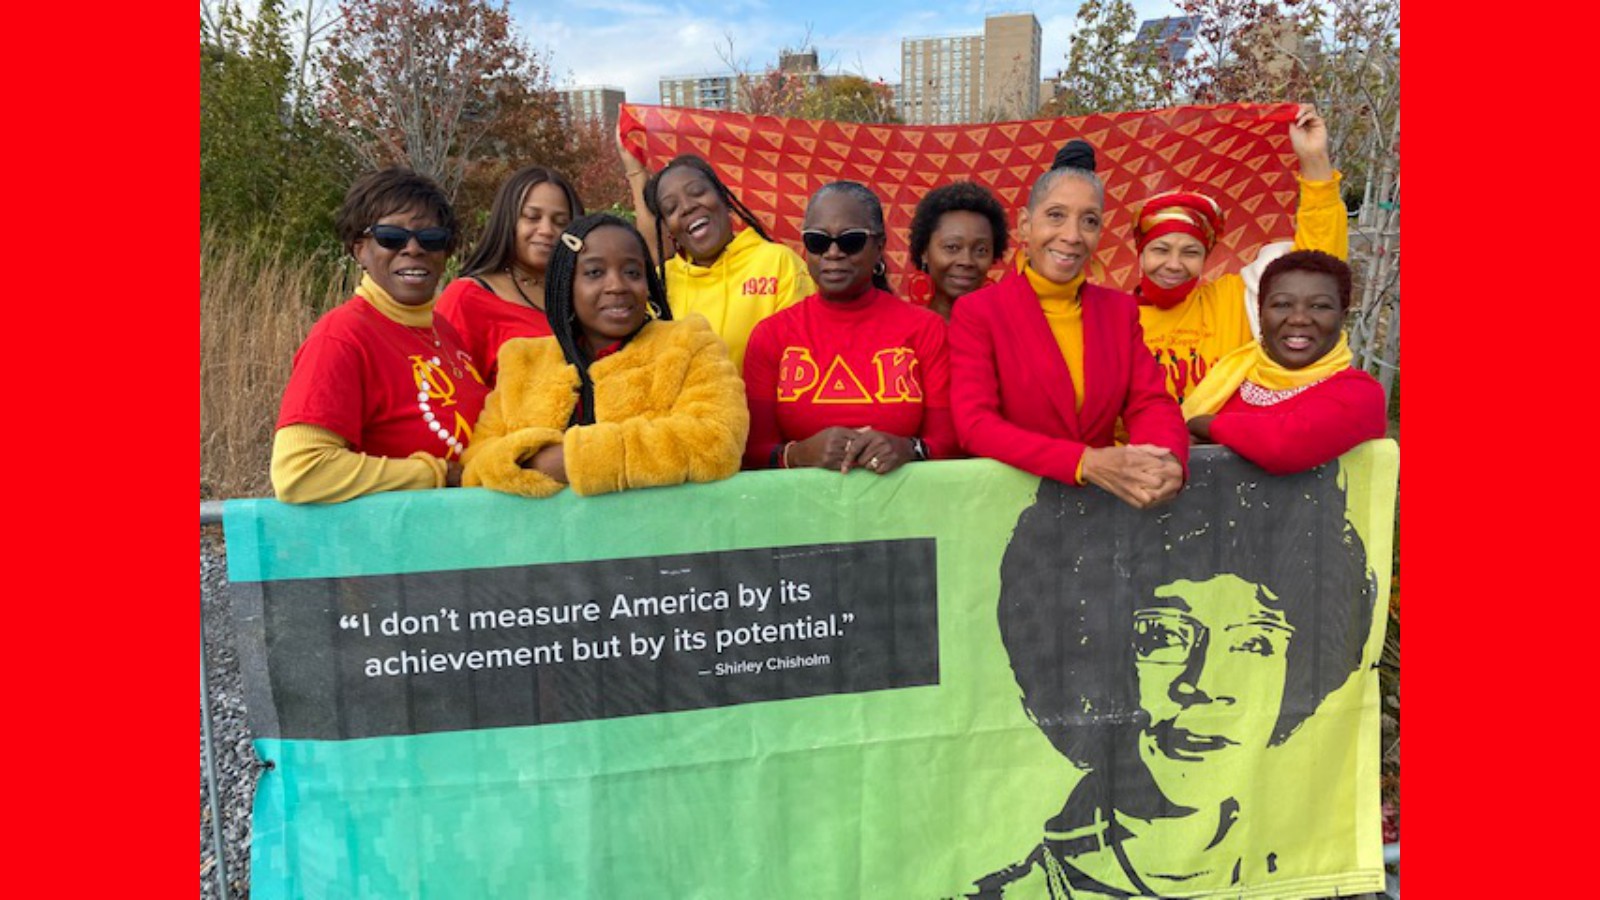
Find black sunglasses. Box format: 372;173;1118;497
802;228;876;256
364;224;453;252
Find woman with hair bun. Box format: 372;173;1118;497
618;137;814;369
462;214;748;498
949;141;1188;510
436;165;584;385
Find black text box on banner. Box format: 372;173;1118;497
238;539;939;740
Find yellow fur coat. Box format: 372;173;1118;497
462;316;749;497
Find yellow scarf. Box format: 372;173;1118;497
1182;332;1353;419
354;272;436;327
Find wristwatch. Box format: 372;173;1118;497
910;437;929;461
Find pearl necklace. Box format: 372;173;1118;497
400;324;468;456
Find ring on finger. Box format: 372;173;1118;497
869;456;880;469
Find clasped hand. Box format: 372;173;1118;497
793;426;913;475
1080;444;1183;509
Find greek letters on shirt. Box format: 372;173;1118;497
776;347;925;404
411;349;484;460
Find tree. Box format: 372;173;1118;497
1178;0;1399;397
1042;0;1177;116
797;75;900;124
318;0;546;199
201;0;351;254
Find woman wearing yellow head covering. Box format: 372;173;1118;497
1183;250;1385;474
1133;104;1348;405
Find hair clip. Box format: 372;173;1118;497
561;233;584;252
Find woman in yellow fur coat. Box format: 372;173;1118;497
463;214;749;497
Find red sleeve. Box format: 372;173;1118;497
948;299;1086;484
1209;372;1388;475
1120;310;1191;478
275;322;367;448
741;316;785;469
913;315;960;459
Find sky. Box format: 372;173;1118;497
513;0;1189;105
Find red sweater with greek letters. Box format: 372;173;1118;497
742;287;958;468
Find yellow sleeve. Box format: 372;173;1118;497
270;423;445;504
774;244;815;312
459;364;568;498
1292;171;1349;260
564;324;750;496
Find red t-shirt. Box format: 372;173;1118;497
435;277;552;385
742;287;958;468
276;296;489;461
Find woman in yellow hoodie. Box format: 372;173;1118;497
619;137;814;370
463;214;748;498
1132;104;1348;405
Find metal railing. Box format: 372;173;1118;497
200;501;229;899
199;500;1398;899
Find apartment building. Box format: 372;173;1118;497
900;13;1041;124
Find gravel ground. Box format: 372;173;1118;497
201;531;256;899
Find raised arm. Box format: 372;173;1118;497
617;126;661;266
1289;103;1348;259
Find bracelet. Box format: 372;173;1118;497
910;436;929;461
781;441;796;469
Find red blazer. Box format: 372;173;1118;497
949;269;1188;484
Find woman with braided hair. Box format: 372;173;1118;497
462;214;748;497
619;138;814;369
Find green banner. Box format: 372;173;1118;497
225;444;1395;898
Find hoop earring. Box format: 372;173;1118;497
873;260;887;277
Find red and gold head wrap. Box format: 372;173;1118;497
1132;190;1225;308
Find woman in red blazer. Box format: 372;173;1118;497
949;141;1188;509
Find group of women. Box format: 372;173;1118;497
270;103;1386;506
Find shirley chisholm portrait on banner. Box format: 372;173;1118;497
969;459;1376;899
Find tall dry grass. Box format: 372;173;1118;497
201;229;351;499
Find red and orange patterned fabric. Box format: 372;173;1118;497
619;103;1302;300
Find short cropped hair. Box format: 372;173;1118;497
1259;249;1355;310
335;167;459;256
908;181;1010;271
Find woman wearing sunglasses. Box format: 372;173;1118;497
742;181;957;475
436;165;584;386
271;167;489;504
620;138;814;369
463;214;747;497
949;142;1188;509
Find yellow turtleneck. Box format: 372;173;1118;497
1024;263;1088;413
270;275;449;504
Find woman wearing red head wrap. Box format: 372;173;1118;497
1133;104;1348;406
